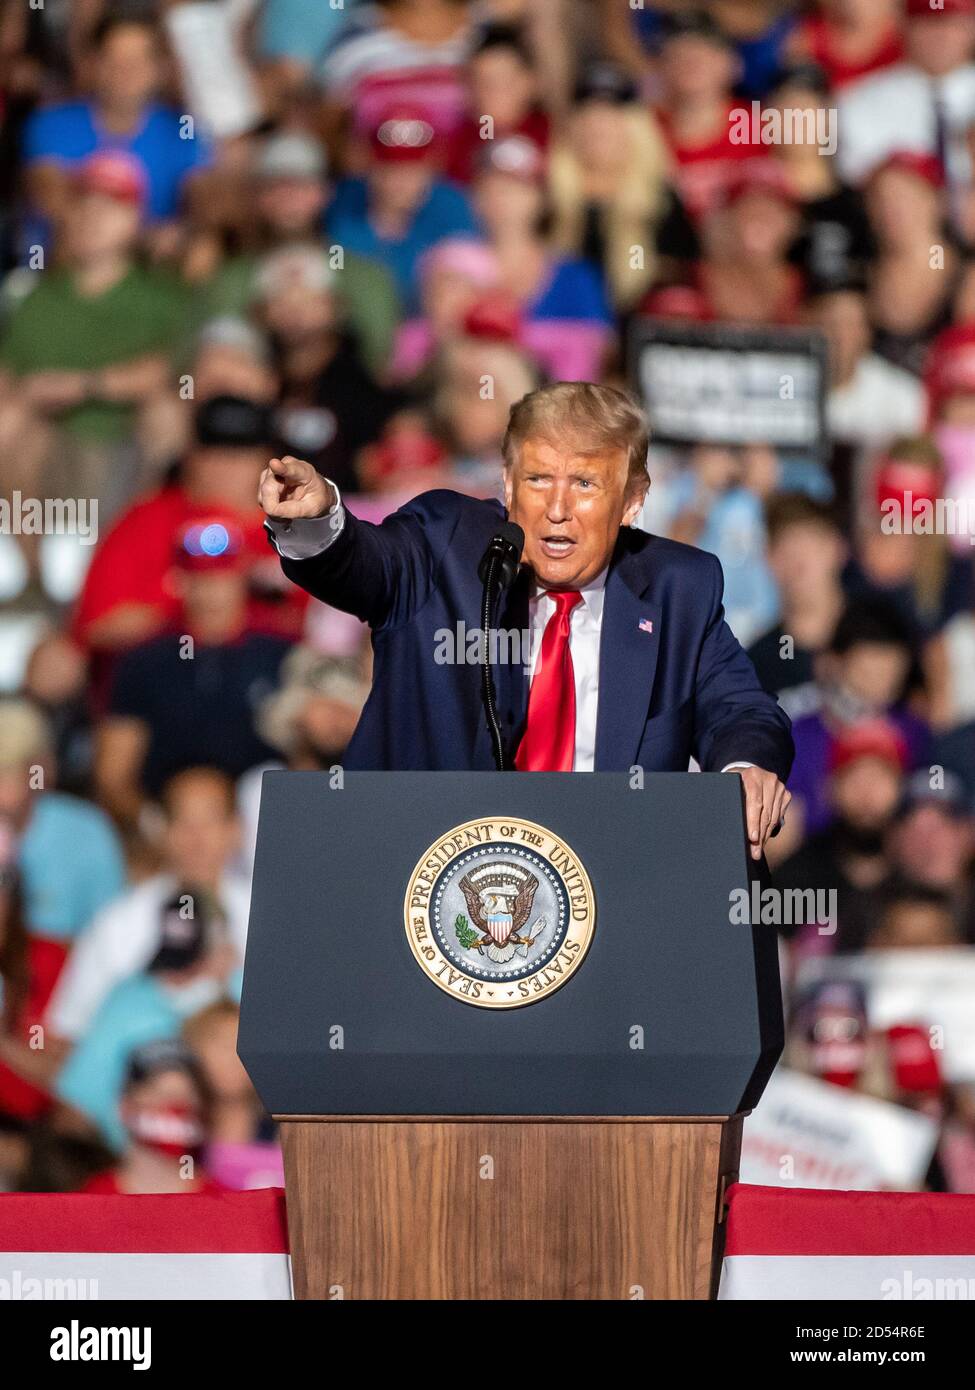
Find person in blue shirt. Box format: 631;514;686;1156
22;14;211;243
0;699;126;948
326;101;478;313
258;0;357;80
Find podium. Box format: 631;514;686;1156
238;770;782;1300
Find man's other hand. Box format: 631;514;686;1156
723;765;792;861
259;456;335;521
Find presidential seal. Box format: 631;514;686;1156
404;817;595;1008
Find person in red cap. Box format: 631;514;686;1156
326;100;479;313
0;149;190;584
837;0;975;187
926;324;975;544
787;0;905;91
317;0;475;152
775;716;909;952
927;322;975;423
692;161;805;325
93;512;294;825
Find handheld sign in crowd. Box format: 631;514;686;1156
628;319;829;465
740;1068;939;1192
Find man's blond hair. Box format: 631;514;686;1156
502;382;650;494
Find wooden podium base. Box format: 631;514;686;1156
277;1115;743;1300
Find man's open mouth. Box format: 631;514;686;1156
538;535;577;558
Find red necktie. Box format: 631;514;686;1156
515;590;582;772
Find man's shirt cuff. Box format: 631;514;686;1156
720;762;756;773
265;489;345;561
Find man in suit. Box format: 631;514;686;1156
259;382;793;859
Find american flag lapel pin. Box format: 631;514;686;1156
639;618;654;635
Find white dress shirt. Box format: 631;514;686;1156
266;491;754;774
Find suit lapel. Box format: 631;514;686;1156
594;538;661;771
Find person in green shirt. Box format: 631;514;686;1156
0;151;190;542
197;131;401;380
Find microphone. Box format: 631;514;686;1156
478;522;525;772
477;522;524;591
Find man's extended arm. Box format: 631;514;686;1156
259;455;449;630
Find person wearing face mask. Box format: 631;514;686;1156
53;882;241;1152
788;980;871;1089
80;1039;225;1195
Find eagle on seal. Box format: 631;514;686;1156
457;869;541;964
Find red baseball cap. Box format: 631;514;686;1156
173;517;249;573
868;150;945;189
906;0;975;17
874;456;942;513
462;291;523;343
638;284;711;321
723;161;797;209
828;719;910;776
926;323;975;406
369;104;439;163
76;151;147;207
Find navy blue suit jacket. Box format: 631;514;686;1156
279;490;794;778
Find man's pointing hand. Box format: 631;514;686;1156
258;455;336;522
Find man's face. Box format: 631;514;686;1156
470;48;535;128
907;16;975;77
660;36;736;102
257;177;326;237
94;25;160;110
842;641;911;708
474;170;542;234
261;284;337;344
892;806;974;886
730;192;798;261
188;446;270;510
369;160;434;215
67;192;140;263
504;437;645;589
176;567;248;629
163;776;241;885
769;522;845;598
831;756;902;829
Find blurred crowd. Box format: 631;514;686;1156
0;0;974;1196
